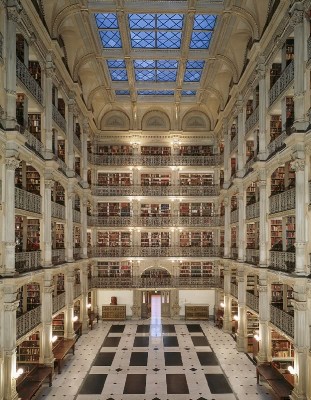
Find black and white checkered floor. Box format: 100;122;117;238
37;319;275;400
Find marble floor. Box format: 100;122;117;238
37;299;275;400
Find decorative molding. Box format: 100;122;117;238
291;159;305;172
5;158;20;170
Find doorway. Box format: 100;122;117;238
151;294;161;323
141;290;170;319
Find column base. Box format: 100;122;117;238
236;335;247;352
43;356;55;367
290;389;307;400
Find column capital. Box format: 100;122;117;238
4;300;19;312
256;57;266;80
7;1;23;22
44;179;54;189
292;300;307;311
291;159;305;172
289;5;304;27
5;157;20;170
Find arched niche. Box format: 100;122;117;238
181;111;211;131
141;110;170;131
100;110;130;131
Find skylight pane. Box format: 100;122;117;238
134;60;156;68
157;14;184;30
138;90;174;95
99;31;122;48
184;69;202;82
186;60;205;69
193;14;217;30
131;31;155;48
157;31;181;48
190;31;212;49
129;14;155;29
157;70;177;81
157;60;178;69
116;90;130;95
95;13;119;29
110;69;128;81
135;69;156;81
107;60;126;68
182;90;196;95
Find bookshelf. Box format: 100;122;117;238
75;123;81;139
179;145;213;156
95;145;132;155
246;222;259;249
140;203;170;216
141;232;170;247
97;231;131;247
271;167;285;194
285;97;294;130
26;167;41;195
52;313;65;338
285;39;294;65
58;140;66;162
246;99;253;119
179;203;213;216
141;174;170;186
246;182;257;205
270;115;282;142
58;98;65;118
179;261;214;277
231;158;236;176
74;227;81;248
26;283;41;310
55;223;65;248
179;174;213;186
230;122;237;139
16;332;40;363
141;146;171;155
16;34;25;62
16;93;25;127
246;140;254;161
179;231;213;247
75;157;81;176
28;114;42;141
231;226;237;248
286;216;295;251
56;274;65;293
98;202;131;217
102;305;126;320
15;215;24;252
270;63;282;88
27;219;40;251
54;182;65;205
271;329;294;359
97;173;131;186
97;261;132;277
87;231;91;247
185;305;209;320
271;219;282;250
28;61;41;86
16;286;25;316
246;312;259;353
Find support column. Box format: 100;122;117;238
236;268;247;352
223;120;231;188
258;168;268;267
291;281;308;400
131;289;142;320
3;285;19;400
67;94;75;176
41;272;54;365
64;269;75;339
43;174;53;267
170;289;180;319
81;196;88;259
80;268;89;334
257;56;268;160
66;186;74;262
236;98;245;177
43;54;54;159
237;187;246;262
257;271;271;363
292;158;307;275
3;158;19;275
223;265;232;333
290;4;308;132
224;197;231;258
81;120;89;187
5;1;22;129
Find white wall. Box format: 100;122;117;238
96;290;133;317
179;289;216;317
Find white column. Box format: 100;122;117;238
224;197;231;258
236;268;247;352
64;269;75;339
3;286;18;400
81;196;88;259
237;189;246;262
236;98;245;177
43;175;53;267
257;271;271;363
291;281;308;400
67;95;75;176
43;54;54;158
41;272;54;365
223;120;231;188
80;269;89;334
5;1;22;129
257;56;268;160
131;290;142;320
223;265;232;333
292;158;307;275
3;158;19;275
258;169;268;267
290;4;308;131
66;187;74;262
81;120;89;187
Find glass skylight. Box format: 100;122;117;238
134;59;178;82
137;90;174;95
190;14;217;49
182;90;196;95
107;60;128;81
115;90;130;95
95;13;122;48
129;14;184;49
184;60;205;82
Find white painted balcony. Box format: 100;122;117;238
16;305;42;339
246;201;260;220
52;104;67;133
73;209;81;223
230;135;238;153
88;154;224;167
245;106;259;133
245;248;259;265
52;292;66;314
245;156;256;174
57;157;68;175
269;250;295;273
15;187;42;214
51;201;65;219
267;130;288;156
230;209;238;223
269;61;294;106
22;128;45;157
270;304;294;339
15;251;41;273
16;58;43;104
230;282;238;297
269;187;295;214
52;248;66;265
246;291;259;313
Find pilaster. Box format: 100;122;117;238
64;269;75;339
43;175;54;267
236;98;245;177
43;54;55;159
66;186;74;262
257;56;268;160
81;197;88;259
41;272;54;365
258;168;268;267
80;269;89;333
223;265;232;333
236;268;247;352
131;289;142;320
257;271;271;363
170;289;180;319
223;197;231;258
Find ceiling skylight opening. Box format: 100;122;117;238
115;90;130;95
182;90;196;96
107;59;128;81
190;14;217;49
184;60;205;82
137;90;174;96
95;13;122;48
134;59;178;82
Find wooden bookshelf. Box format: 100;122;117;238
230;122;237;139
231;226;237;248
285;39;294;65
98;202;131;217
95;145;132;155
246;99;253;119
97;231;131;247
16;93;25;127
27;283;40;311
141;232;170;247
75;157;81;176
141;146;171;155
270;63;282;88
140;203;170;217
52;313;65;338
16;34;25;62
286;216;295;251
179;202;213;216
271;219;282;250
247;312;259;353
55;223;65;248
179;261;214;277
246;222;259;249
271;167;285;194
97;261;132;277
58;140;66;162
28;61;41;86
179;145;212;156
17;332;40;363
15;215;24;252
271;329;294;359
270;115;282;142
102;305;126;320
27;219;40;251
97;173;131;186
74;227;81;248
58;98;65;118
26;166;40;195
185;305;209;320
54;182;65;205
285;97;294;130
28;114;42;141
141;174;170;186
179;173;213;186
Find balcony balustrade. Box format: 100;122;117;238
88;154;224;167
57;157;68;175
245;106;259;133
73;133;82;152
92;185;220;197
73;209;81;223
230;135;238;153
270;304;294;339
51;201;65;219
16;305;42;339
245;248;260;265
22;128;45;157
74;284;81;299
230;247;238;260
269;187;295;214
230;209;238;223
15;187;42;214
91;276;220;289
73;247;81;260
269;250;295;273
230;282;238;297
15;251;41;273
16;58;43;105
246;291;259;313
245;156;256;174
267;130;288;156
52;292;66;314
87;215;224;228
269;61;294;106
88;246;222;258
52;248;66;265
246;201;260;220
52;104;67;133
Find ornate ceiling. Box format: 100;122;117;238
41;0;271;131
